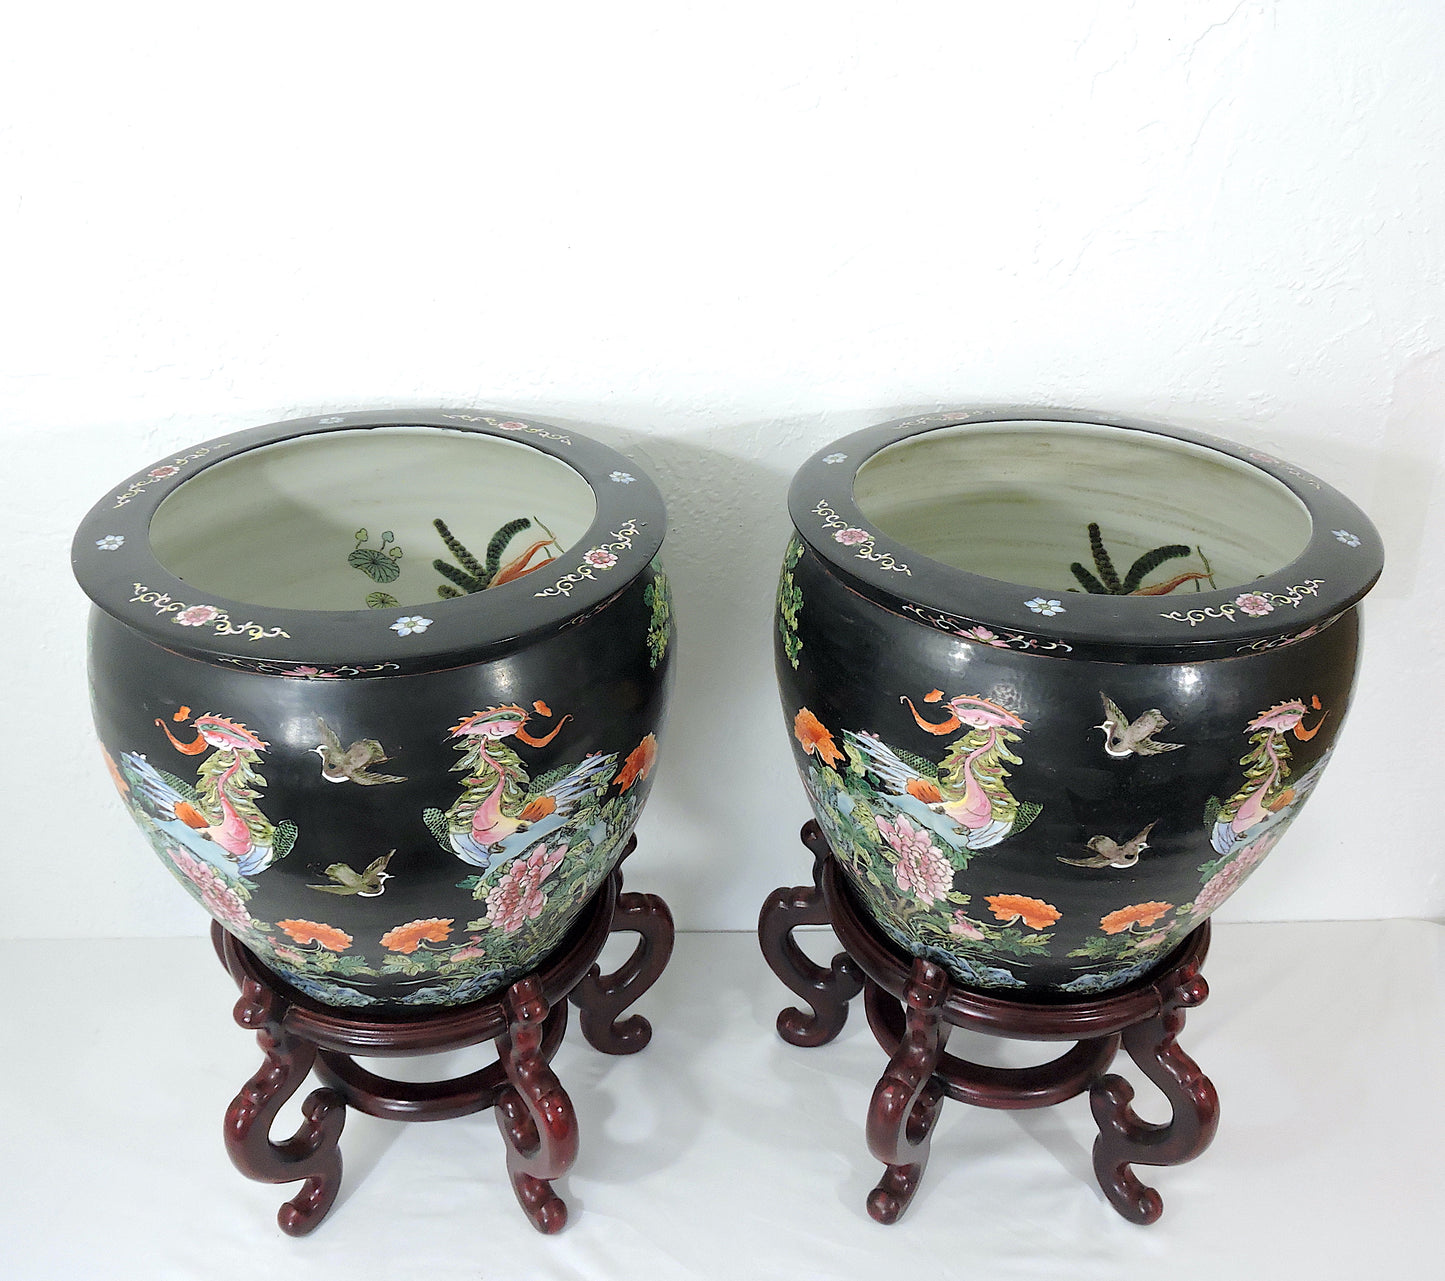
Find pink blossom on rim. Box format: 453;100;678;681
949;910;985;940
497;421;528;431
174;604;221;627
961;625;1010;648
584;548;619;570
833;527;869;546
149;465;180;478
1234;593;1275;617
877;814;952;904
485;843;569;934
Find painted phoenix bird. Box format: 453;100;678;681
120;711;297;876
423;703;616;870
845;691;1041;852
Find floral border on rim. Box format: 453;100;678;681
812;500;911;575
131;584;290;641
214;657;403;678
901;603;1074;653
1234;611;1344;653
1160;579;1325;628
112;443;229;508
439;412;573;446
1242;448;1323;491
533;519;644;598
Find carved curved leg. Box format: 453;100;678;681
570;883;675;1054
1090;972;1219;1224
758;822;864;1047
865;962;952;1224
495;978;580;1234
224;978;346;1236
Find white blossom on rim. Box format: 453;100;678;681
1025;597;1065;616
95;534;125;550
609;470;636;484
1331;529;1361;547
823;453;848;464
583;548;619;569
390;615;433;637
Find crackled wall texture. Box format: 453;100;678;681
3;2;1442;939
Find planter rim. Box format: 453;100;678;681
788;406;1383;661
72;408;666;676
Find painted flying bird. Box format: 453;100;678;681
312;718;407;785
308;851;395;896
1096;694;1184;758
1058;821;1158;869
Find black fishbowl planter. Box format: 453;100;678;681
775;408;1382;999
74;409;673;1011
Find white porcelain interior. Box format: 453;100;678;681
853;422;1313;596
150;428;597;611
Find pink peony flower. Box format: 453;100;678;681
877;814;952;905
584;548;619;570
1192;833;1281;918
149;465;180;478
485;843;569;934
167;845;253;932
833;527;869;546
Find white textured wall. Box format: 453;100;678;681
3;2;1442;940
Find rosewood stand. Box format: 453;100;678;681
759;821;1219;1226
214;837;673;1236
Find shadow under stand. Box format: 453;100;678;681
758;821;1218;1225
215;838;673;1236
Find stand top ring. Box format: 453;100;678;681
216;870;619;1055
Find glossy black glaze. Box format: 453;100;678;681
76;411;673;1010
775;411;1381;999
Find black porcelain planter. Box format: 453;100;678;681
775;408;1381;998
74;409;673;1010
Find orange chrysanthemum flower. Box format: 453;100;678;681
614;733;659;792
380;918;454;954
985;894;1061;930
1099;902;1174;935
793;707;844;767
276;919;353;952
